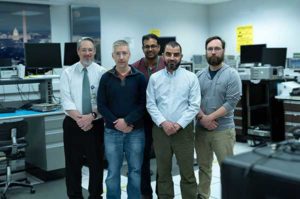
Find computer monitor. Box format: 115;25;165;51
287;58;300;69
262;48;287;67
0;58;12;67
293;53;300;58
64;42;79;66
157;37;176;55
240;44;267;65
24;43;62;74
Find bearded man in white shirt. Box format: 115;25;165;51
146;41;201;199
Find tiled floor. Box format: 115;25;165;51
82;142;252;199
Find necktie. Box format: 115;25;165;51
82;68;92;114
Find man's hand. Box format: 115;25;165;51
114;118;134;133
122;125;134;133
173;123;182;132
76;114;94;131
161;121;177;136
199;114;218;130
81;123;94;132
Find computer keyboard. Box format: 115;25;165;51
0;107;17;113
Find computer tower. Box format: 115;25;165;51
221;144;300;199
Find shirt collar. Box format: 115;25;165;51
76;62;92;72
163;67;180;77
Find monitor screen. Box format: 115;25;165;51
0;58;12;67
240;44;267;64
64;42;79;66
158;37;176;55
24;43;62;69
262;48;287;67
287;58;300;69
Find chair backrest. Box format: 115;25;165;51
0;120;28;152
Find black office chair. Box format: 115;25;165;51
0;120;35;199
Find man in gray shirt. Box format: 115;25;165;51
195;36;242;199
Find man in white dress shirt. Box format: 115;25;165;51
146;41;201;199
60;37;106;199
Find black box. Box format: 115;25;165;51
221;145;300;199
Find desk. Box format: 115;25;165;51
0;109;63;120
276;95;300;101
0;109;65;176
0;76;64;180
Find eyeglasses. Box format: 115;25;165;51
143;45;158;50
206;47;223;53
80;48;94;53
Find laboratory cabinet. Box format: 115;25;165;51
234;80;285;143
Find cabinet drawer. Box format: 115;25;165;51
234;118;243;126
234;109;242;117
285;114;300;123
44;114;64;130
284;102;300;112
45;143;65;171
45;130;63;144
235;128;243;135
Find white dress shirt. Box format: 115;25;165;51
146;67;201;128
60;61;107;115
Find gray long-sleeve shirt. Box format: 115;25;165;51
196;64;242;131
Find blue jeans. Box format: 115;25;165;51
104;128;145;199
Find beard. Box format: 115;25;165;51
81;59;93;66
165;60;181;71
206;54;224;66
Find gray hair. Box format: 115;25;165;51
112;40;129;52
77;37;95;50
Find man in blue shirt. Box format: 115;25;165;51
147;41;201;199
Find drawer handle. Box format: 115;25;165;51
46;143;64;149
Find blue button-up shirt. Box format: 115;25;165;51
146;67;201;128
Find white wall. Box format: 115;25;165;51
11;0;300;66
50;5;70;57
208;0;300;57
50;0;208;68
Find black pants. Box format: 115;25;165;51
141;113;153;196
63;116;104;199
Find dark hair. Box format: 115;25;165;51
142;34;159;45
164;41;182;53
205;36;225;49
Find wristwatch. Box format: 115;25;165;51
91;112;97;119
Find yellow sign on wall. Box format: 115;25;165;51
236;25;253;53
149;29;160;37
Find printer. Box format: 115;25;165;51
277;81;300;97
238;68;251;80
